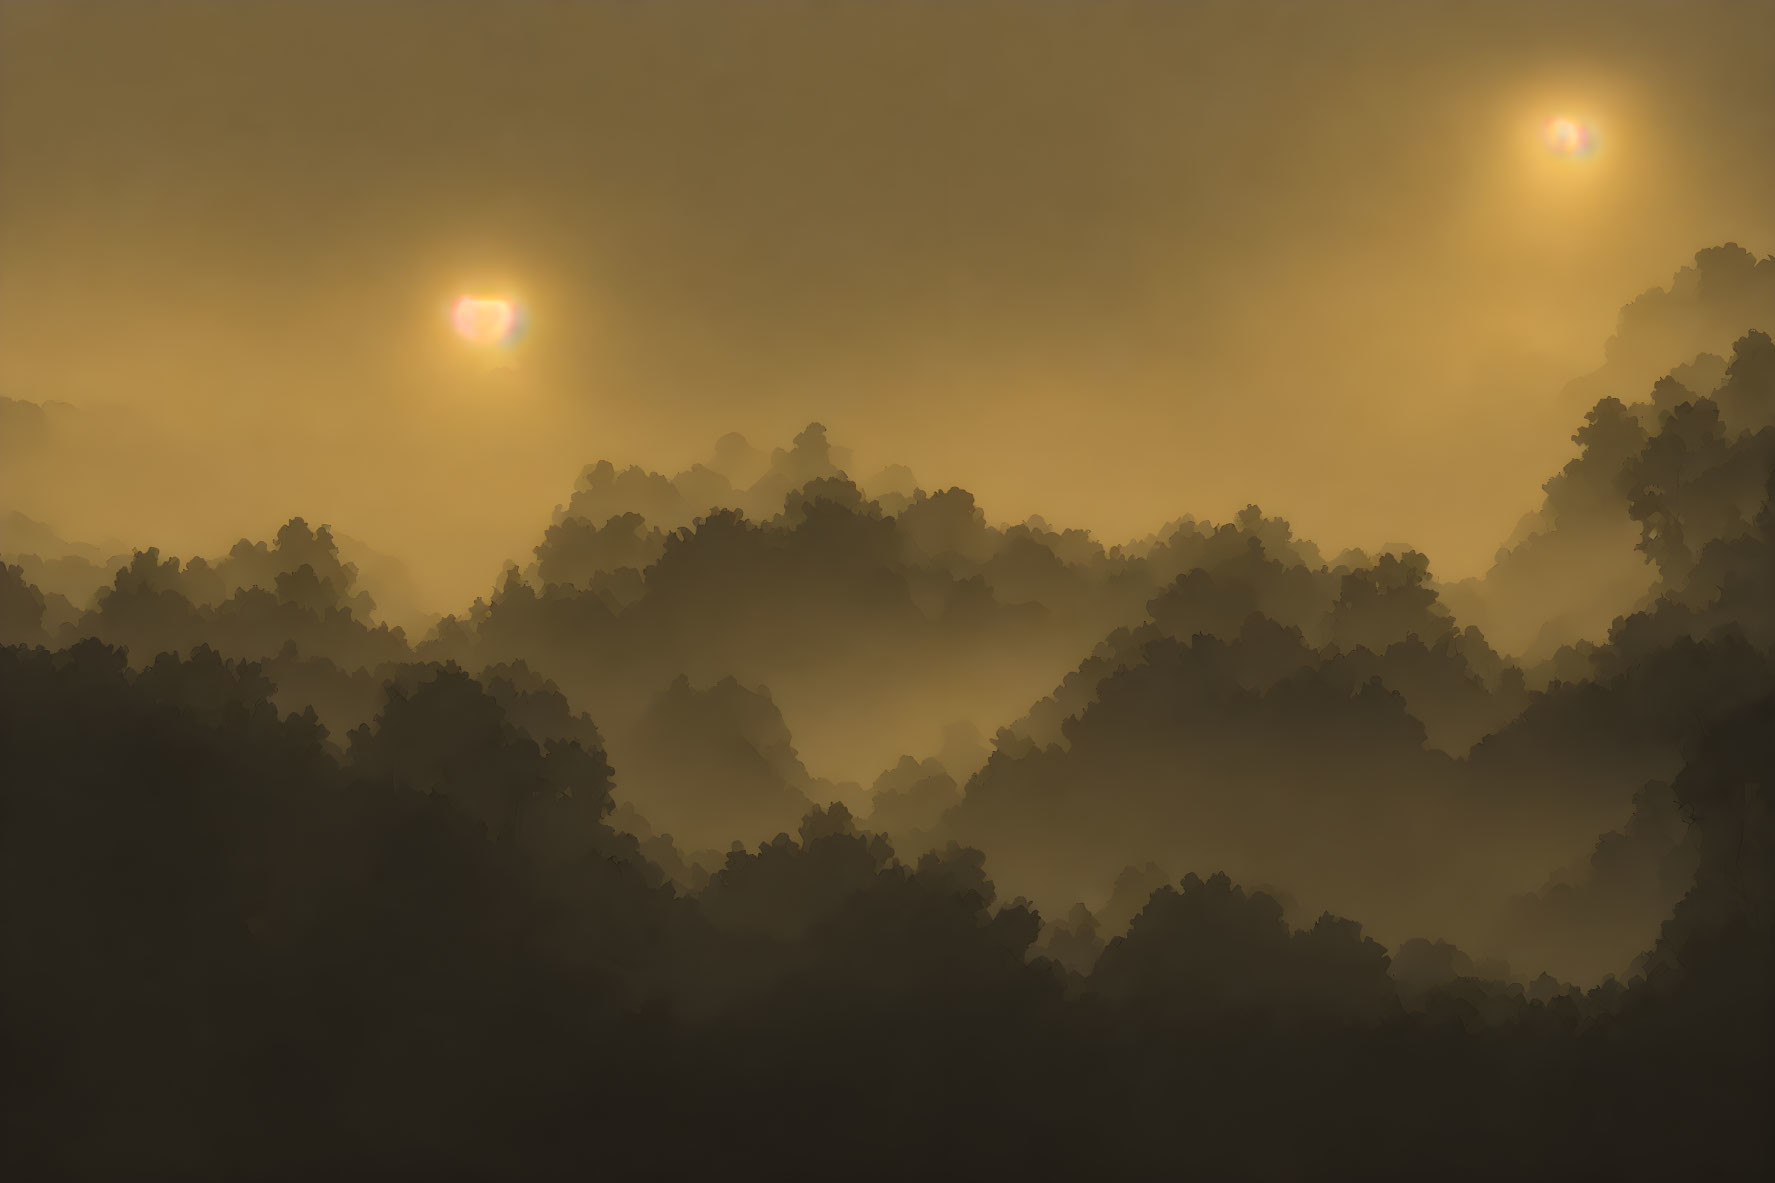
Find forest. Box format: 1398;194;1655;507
3;243;1773;1178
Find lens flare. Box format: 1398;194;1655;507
1542;117;1595;157
451;296;523;345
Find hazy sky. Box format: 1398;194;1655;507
4;0;1773;609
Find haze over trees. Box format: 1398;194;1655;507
3;245;1773;1177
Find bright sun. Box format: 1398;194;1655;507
1542;116;1595;158
452;295;521;345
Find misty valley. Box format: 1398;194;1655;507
2;244;1772;1178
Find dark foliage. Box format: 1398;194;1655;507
4;246;1773;1177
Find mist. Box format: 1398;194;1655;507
4;4;1773;1179
6;1;1775;610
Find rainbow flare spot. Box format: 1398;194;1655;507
1542;117;1595;158
452;296;525;345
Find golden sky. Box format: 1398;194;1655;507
3;1;1773;609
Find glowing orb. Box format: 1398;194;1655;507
1542;117;1595;157
452;296;521;345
